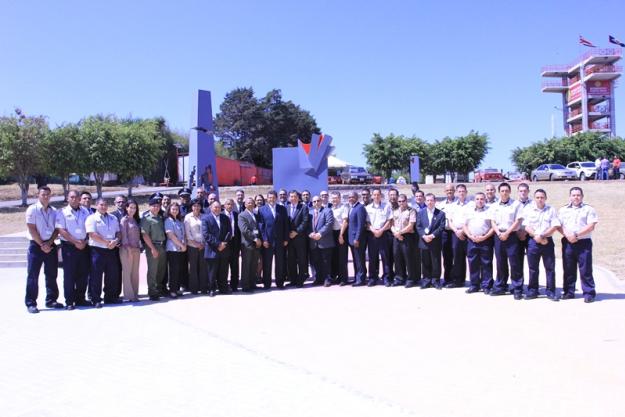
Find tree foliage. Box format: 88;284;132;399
42;123;87;200
214;87;320;167
511;132;625;176
0;108;49;205
363;130;489;182
362;133;429;179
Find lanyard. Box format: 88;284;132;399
40;206;53;230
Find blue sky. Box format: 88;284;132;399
1;0;623;172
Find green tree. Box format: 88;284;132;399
511;132;625;176
78;115;125;199
117;118;167;196
430;131;490;182
42;123;88;201
0;108;49;206
214;88;320;167
363;133;429;180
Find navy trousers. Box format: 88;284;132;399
441;230;454;284
61;242;90;305
451;233;468;285
89;247;120;303
310;247;332;283
493;233;523;294
350;241;368;284
561;238;596;297
527;238;556;296
393;236;418;283
262;243;286;288
467;237;494;290
25;241;59;307
367;231;392;283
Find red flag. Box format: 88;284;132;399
579;35;596;48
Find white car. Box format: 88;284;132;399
566;161;597;181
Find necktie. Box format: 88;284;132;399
313;210;319;228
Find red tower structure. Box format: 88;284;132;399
542;48;622;136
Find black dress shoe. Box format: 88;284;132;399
208;290;216;297
352;281;366;287
75;300;91;307
584;295;595;303
392;281;404;287
323;280;332;287
384;281;392;287
465;287;480;294
525;293;538;300
94;302;103;309
367;280;377;287
435;281;443;290
420;282;431;289
65;304;75;310
513;293;523;300
46;301;65;309
27;306;39;314
490;289;506;296
483;288;491;295
405;280;415;288
546;293;560;302
339;281;348;286
561;293;575;300
149;296;160;301
312;280;324;286
220;288;233;295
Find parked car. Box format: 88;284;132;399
474;168;504;183
566;161;597;181
339;166;373;184
531;164;577;182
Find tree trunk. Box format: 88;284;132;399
62;177;69;202
95;173;104;199
19;181;29;207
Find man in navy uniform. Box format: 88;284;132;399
558;186;598;303
417;193;446;289
24;186;62;313
85;198;121;307
56;190;92;309
489;182;524;299
463;192;495;294
347;191;368;286
258;190;289;289
366;188;393;286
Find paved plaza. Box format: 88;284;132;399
2;259;624;417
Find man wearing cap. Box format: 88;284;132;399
85;198;121;307
24;186;62;313
56;190;92;309
178;187;193;217
558;186;598;303
142;192;163;218
141;197;168;300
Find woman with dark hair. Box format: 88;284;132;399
184;198;208;294
165;202;187;298
254;194;265;214
120;199;141;302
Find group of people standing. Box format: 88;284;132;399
595;155;621;180
24;180;599;314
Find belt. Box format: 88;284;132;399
152;240;165;245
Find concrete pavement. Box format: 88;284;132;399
2;257;624;417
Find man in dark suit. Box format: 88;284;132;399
201;201;233;296
238;197;262;292
222;198;241;291
234;189;246;213
417;193;446;289
286;190;310;288
258;190;289;289
347;191;368;286
308;195;335;286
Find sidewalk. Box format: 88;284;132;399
2;257;624;417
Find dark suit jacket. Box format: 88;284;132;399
258;204;289;246
238;209;260;248
309;207;335;249
201;213;233;259
416;208;446;250
347;202;367;246
223;210;241;250
286;202;310;237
